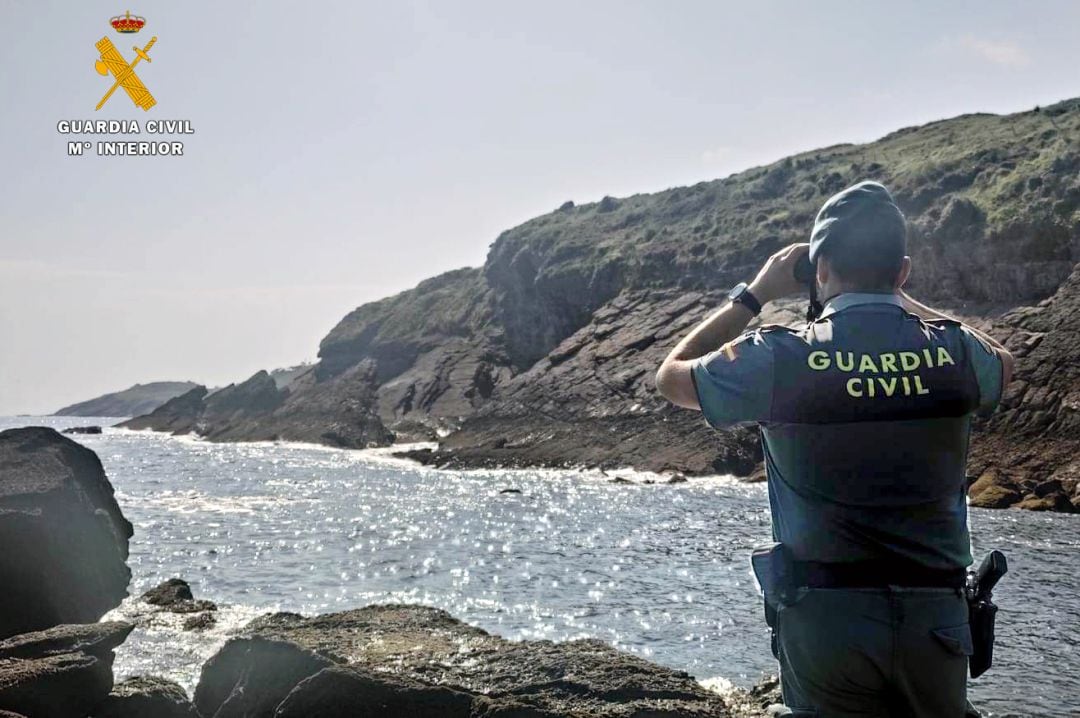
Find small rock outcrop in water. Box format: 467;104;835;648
131;579;218;633
0;427;133;638
94;676;200;718
194;604;730;717
141;578;196;606
0;622;133;718
62;425;103;435
140;578;218;613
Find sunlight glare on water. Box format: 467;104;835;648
2;417;1076;715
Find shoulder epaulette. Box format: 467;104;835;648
757;323;801;334
922;316;963;327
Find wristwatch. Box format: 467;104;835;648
728;282;762;316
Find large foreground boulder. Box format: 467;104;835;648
195;604;729;717
0;427;133;638
0;622;132;718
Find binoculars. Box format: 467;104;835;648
793;254;822;321
794;254;815;286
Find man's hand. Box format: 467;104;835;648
748;243;810;306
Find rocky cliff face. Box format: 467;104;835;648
402;290;802;475
967;263;1080;511
126;100;1080;508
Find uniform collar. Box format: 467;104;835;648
819;292;904;319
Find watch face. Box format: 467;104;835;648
729;282;748;301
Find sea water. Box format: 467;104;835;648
1;416;1075;716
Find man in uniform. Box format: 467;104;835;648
655;181;1014;716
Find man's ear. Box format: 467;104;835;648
816;256;830;286
895;256;912;289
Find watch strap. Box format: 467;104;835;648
732;286;762;316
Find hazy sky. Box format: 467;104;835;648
1;1;1078;414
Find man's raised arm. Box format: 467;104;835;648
655;243;809;410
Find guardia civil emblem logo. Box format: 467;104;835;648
94;11;157;111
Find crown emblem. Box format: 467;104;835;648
110;10;146;34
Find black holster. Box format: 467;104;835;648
750;543;795;658
966;550;1008;679
968;597;998;678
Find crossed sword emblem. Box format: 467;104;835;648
94;36;157;111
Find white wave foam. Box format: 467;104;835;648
103;597;271;694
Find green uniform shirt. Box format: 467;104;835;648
693;293;1004;570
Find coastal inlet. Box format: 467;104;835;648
6;416;1077;717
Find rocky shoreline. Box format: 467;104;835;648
0;426;778;717
118;99;1080;514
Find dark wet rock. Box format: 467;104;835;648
141;579;195;606
94;676;200;718
0;427;132;638
62;425;102;435
132;579;219;633
499;488;522;494
274;665;476;718
0;652;114;718
1033;479;1065;498
0;622;131;718
0;622;132;661
666;473;688;484
195;637;334;718
140;578;218;614
195;604;730;717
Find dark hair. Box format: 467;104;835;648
818;203;907;291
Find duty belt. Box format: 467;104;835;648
792;560;967;589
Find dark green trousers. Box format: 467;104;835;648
775;586;974;717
